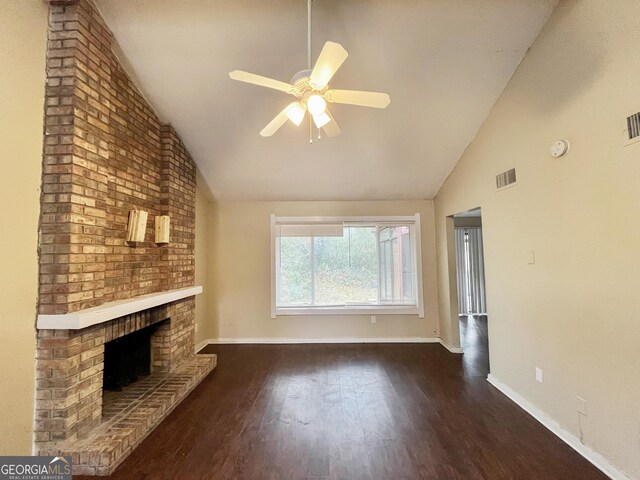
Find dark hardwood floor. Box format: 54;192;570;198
459;314;490;378
84;333;607;479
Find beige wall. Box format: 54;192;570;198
0;1;48;455
195;181;214;347
434;0;640;477
206;201;439;341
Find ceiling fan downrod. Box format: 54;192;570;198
308;0;313;70
308;0;314;143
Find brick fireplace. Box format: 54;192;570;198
34;0;216;475
35;298;215;475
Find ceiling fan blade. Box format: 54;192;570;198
229;70;295;94
309;42;348;90
323;108;342;137
325;89;391;109
260;102;300;137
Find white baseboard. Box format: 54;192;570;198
201;336;440;345
439;339;464;354
487;374;630;480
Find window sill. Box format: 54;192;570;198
275;305;422;317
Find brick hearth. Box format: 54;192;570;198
34;0;215;475
39;354;215;476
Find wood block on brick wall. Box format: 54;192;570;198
155;215;170;244
126;210;148;243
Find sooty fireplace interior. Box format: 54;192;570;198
103;323;158;391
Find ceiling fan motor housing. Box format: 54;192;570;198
291;69;312;86
291;69;324;99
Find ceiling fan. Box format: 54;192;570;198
229;0;391;140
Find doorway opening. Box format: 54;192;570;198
452;208;489;376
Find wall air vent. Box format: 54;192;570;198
624;112;640;146
496;168;517;190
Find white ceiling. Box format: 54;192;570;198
94;0;557;201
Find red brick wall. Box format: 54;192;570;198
160;126;197;291
39;0;196;316
35;0;199;446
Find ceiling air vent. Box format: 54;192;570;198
496;168;517;190
624;112;640;146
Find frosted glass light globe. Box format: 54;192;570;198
313;112;331;128
286;103;306;126
307;95;327;116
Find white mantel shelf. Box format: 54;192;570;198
37;286;203;330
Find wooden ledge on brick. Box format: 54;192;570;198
37;286;203;330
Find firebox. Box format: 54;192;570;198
103;323;158;391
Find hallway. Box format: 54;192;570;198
459;314;490;378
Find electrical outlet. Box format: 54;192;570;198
576;396;587;416
535;367;543;383
370;315;376;324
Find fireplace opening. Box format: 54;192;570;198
103;323;158;392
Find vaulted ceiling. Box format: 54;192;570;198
94;0;557;201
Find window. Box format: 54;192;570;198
271;215;424;317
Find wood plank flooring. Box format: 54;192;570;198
83;333;607;479
459;315;490;377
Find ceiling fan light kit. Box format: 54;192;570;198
307;94;327;116
313;112;331;128
285;103;306;126
229;0;391;141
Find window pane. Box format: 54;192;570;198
383;238;392;300
401;227;413;302
379;226;414;304
276;219;417;309
278;237;312;305
347;227;378;302
314;227;378;305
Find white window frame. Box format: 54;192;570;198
270;214;425;318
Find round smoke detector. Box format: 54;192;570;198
550;139;570;157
